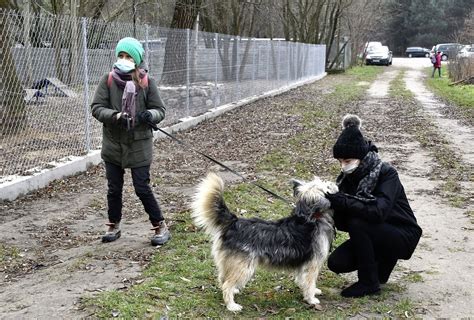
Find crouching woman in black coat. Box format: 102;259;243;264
325;114;422;298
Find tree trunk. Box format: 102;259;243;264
238;14;257;81
218;36;231;81
1;11;27;135
68;0;78;84
51;0;64;81
160;0;202;85
85;2;108;49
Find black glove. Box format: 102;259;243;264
325;192;349;211
137;110;152;123
136;110;158;130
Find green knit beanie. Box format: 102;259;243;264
115;37;144;65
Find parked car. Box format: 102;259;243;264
405;47;431;58
431;43;463;61
365;41;382;50
365;46;392;66
457;45;474;58
359;41;383;58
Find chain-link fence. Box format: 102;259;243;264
327;38;352;70
0;9;326;179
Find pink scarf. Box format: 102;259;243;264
110;67;146;129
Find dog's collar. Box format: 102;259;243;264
312;211;323;219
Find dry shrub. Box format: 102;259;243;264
448;56;474;83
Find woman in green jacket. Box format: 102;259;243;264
91;37;170;246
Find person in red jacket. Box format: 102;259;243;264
431;50;442;78
325;114;422;298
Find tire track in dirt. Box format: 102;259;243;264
356;62;473;318
404;70;474;166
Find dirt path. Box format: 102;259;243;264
400;63;473;317
358;58;473;317
0;60;472;318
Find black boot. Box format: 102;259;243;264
102;222;121;243
341;263;380;298
378;258;397;284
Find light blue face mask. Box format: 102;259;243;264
114;58;136;73
341;159;360;174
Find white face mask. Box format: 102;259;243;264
341;159;360;174
114;58;136;73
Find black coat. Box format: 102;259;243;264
334;162;422;258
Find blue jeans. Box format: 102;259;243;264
105;161;164;226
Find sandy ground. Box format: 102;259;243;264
0;57;472;319
361;57;473;317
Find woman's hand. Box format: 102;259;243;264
137;111;158;130
325;192;349;211
112;112;131;129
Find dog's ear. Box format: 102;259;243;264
291;179;304;197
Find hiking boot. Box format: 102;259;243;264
341;281;380;297
150;220;171;246
102;222;121;243
341;263;380;298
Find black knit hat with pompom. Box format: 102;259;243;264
333;114;369;159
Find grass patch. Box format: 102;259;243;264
0;243;31;279
402;272;423;283
83;66;417;318
88;196;106;211
83;211;417;318
394;298;416;317
389;69;413;99
0;243;21;267
66;251;94;272
425;67;474;118
346;65;383;81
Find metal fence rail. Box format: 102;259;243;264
0;9;326;179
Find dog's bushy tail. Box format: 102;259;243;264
191;172;235;236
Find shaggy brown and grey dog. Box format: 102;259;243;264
191;172;338;311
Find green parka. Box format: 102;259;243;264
91;73;165;168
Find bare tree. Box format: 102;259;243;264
342;0;386;66
279;0;326;43
457;11;474;44
1;5;27;135
200;0;260;81
50;0;65;81
160;0;202;85
81;1;109;49
276;0;354;69
68;0;78;83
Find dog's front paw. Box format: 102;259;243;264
226;302;243;312
305;297;320;305
314;288;322;295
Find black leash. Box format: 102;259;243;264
153;125;295;207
